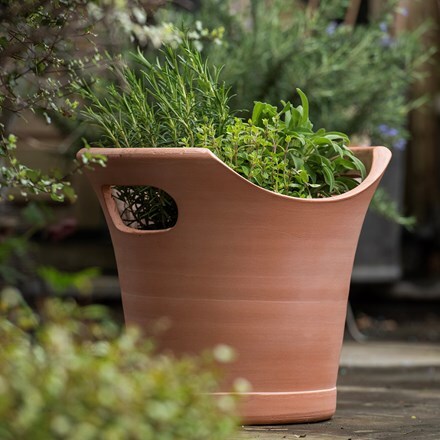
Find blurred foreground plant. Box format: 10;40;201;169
0;289;238;440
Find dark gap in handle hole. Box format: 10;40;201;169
111;185;178;231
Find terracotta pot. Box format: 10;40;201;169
80;146;391;424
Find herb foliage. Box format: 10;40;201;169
212;92;365;198
78;41;366;229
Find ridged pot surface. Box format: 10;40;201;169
80;146;391;424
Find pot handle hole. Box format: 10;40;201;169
101;185;178;233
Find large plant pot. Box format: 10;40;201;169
80;146;391;424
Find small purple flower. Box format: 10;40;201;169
378;124;388;133
326;21;338;35
388;128;398;137
393;138;407;151
379;22;388;32
380;34;394;47
378;124;398;137
398;7;409;17
378;22;395;47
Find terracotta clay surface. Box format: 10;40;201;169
80;146;391;424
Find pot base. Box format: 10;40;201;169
216;387;336;425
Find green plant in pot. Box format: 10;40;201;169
77;40;391;424
77;41;365;228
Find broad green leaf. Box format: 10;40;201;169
241;165;250;176
322;165;335;192
337;176;360;190
288;108;301;129
334;158;357;170
288;153;304;170
298;169;309;184
296;88;311;128
251;101;277;127
325;132;350;142
284;109;291;128
350;155;367;178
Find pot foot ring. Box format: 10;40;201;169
215;387;336;425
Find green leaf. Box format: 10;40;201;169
288;153;304;170
351;155;367;179
288;108;301;130
240;165;250;176
334;158;357;170
297;169;309;184
251;102;264;126
296;88;310;128
322;165;335;192
251;101;277;127
50;193;64;202
63;186;77;203
37;266;101;295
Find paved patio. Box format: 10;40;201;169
234;342;440;440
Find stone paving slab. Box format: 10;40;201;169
340;342;440;367
234;342;440;440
